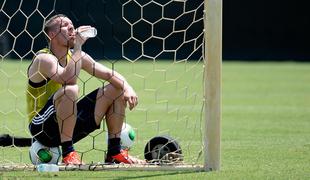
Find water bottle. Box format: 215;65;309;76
37;163;59;172
80;27;97;38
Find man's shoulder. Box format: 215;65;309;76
35;52;54;58
36;48;50;54
34;49;56;62
30;53;57;72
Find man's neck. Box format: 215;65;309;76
49;44;69;64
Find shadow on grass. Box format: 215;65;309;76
111;171;205;180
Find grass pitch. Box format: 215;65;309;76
0;60;309;179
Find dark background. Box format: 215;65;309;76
223;1;310;61
1;0;309;61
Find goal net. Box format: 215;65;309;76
0;0;221;171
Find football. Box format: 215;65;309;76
29;141;61;165
120;123;136;149
144;135;183;163
106;122;136;149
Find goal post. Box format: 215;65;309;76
204;0;222;171
0;0;222;171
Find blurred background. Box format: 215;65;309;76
0;0;204;61
1;0;309;61
223;0;310;61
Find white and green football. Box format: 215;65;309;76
29;141;61;165
106;122;136;149
120;123;136;149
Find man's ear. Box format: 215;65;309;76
48;31;57;39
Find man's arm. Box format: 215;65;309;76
81;54;138;110
34;50;83;85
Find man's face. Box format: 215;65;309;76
50;17;76;48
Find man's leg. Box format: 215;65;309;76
93;84;124;137
93;84;145;164
53;84;82;164
54;84;78;142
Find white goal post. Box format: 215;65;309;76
204;0;222;171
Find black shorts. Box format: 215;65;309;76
29;89;101;147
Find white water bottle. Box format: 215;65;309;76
80;27;97;38
37;163;59;172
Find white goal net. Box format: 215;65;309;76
0;0;221;171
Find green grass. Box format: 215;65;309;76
0;60;310;179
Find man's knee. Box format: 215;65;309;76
64;84;79;97
54;84;79;103
101;84;123;101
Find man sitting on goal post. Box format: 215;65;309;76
27;14;145;165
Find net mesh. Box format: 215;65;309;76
0;0;205;169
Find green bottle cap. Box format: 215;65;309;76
37;149;52;163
